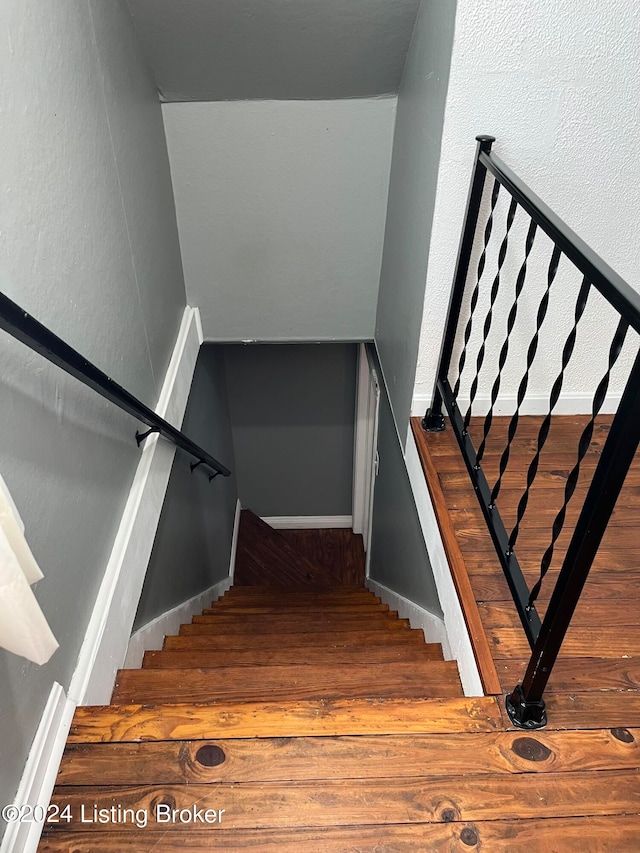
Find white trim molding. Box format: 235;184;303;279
261;515;352;530
228;498;242;582
0;683;76;853
412;391;623;419
124;498;241;668
124;575;232;669
405;434;483;697
69;306;202;707
366;578;448;651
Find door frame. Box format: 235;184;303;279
352;343;380;573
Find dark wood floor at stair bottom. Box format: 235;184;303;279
41;517;640;850
233;509;365;587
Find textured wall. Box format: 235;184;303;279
414;0;640;418
374;0;456;442
0;0;185;828
224;343;357;517
134;348;238;630
162;99;396;342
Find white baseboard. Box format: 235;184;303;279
229;498;242;582
0;683;76;853
411;391;622;418
124;575;232;668
261;515;352;529
124;498;241;667
366;578;448;650
405;435;484;698
68;306;202;707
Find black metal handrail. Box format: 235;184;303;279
423;135;640;729
0;291;231;480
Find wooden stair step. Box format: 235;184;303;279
162;634;434;654
191;611;406;627
69;697;500;743
111;662;462;704
173;629;428;648
37;817;640;852
55;727;640;786
145;644;444;668
204;603;390;614
182;617;411;635
45;770;640;829
217;589;380;603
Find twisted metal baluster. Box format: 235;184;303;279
464;195;519;434
507;271;590;555
490;244;562;508
528;314;630;607
476;217;538;468
452;179;501;403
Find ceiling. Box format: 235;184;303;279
126;0;421;101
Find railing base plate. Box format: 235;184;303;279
505;684;547;730
422;409;446;432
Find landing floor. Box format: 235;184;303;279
413;414;640;710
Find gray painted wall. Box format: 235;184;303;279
375;0;456;441
128;0;420;100
368;371;442;616
0;0;185;829
162;99;396;342
224;344;357;517
134;348;238;630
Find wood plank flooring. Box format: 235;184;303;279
413;414;640;702
41;503;640;850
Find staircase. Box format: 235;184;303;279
39;512;640;850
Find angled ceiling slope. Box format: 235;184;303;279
127;0;421;101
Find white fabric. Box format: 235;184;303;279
0;479;58;665
0;476;43;584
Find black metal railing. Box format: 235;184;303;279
423;135;640;729
0;291;231;480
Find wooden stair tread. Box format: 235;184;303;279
193;610;404;625
56;727;640;785
203;603;390;614
37;817;640;852
69;697;501;742
144;645;444;668
173;629;427;648
162;634;436;654
111;662;462;704
181;618;412;635
217;589;380;602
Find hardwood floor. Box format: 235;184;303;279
278;527;366;586
40;497;640;850
233;510;365;587
412;414;640;701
